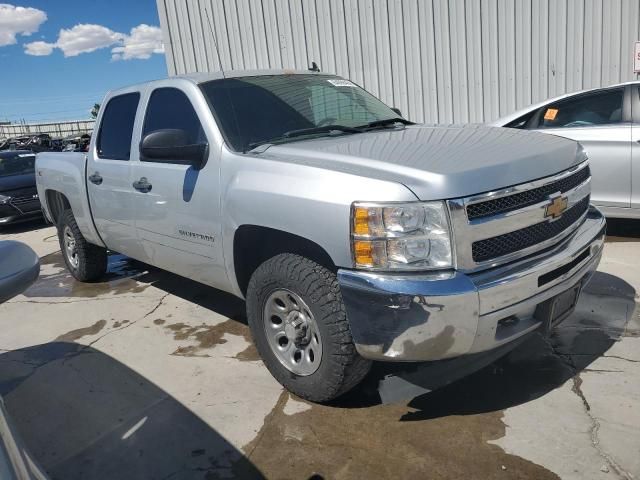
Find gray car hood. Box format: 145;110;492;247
257;125;581;200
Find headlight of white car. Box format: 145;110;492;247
350;201;453;270
0;194;10;205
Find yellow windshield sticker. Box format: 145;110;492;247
544;108;558;121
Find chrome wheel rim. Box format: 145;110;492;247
63;226;79;269
263;289;322;376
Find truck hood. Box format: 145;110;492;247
258;125;581;200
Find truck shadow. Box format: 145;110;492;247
0;341;265;480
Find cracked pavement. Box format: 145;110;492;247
0;219;639;480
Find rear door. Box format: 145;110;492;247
130;85;226;288
530;87;632;209
86;91;146;259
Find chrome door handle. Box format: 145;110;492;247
132;177;152;193
88;172;103;185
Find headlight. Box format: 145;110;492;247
0;194;10;205
351;201;453;270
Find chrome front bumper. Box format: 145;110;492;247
338;206;606;362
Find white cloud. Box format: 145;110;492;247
56;23;124;57
24;39;53;56
22;22;164;61
111;24;164;61
0;3;47;46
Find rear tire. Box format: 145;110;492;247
57;209;107;282
246;253;371;402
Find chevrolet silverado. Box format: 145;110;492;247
35;70;605;402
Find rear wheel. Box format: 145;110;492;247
246;253;371;402
57;209;107;281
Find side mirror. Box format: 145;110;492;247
391;107;403;117
140;129;209;169
0;241;40;304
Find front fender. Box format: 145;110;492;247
220;150;417;296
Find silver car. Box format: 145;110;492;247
0;241;45;480
493;82;640;219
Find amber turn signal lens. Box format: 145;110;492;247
353;207;370;236
353;240;374;266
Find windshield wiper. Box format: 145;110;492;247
247;125;362;152
358;117;415;130
282;125;362;138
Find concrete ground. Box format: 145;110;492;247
0;218;638;480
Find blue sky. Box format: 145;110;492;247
0;1;167;124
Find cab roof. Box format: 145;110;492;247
178;69;328;84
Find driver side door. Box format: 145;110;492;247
530;86;632;209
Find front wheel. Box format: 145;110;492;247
57;209;107;282
246;253;371;402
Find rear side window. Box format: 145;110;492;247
142;87;206;146
97;92;140;160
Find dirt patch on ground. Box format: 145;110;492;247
55;319;107;342
244;391;558;480
235;343;260;362
165;319;259;360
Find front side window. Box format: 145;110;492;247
199;75;399;152
97;92;140;160
537;89;624;129
142;87;206;147
0;153;35;177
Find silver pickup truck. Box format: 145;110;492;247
36;70;605;402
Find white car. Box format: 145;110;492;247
493;82;640;219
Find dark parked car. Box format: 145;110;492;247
0;150;42;225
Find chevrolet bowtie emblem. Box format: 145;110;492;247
545;195;568;219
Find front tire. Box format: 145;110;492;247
246;253;371;402
57;209;107;282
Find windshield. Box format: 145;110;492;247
0;153;35;177
199;74;399;152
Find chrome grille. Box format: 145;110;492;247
447;162;591;272
471;197;590;262
467;165;590;220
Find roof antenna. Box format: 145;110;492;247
308;61;320;73
204;7;225;78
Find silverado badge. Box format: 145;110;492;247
545;195;569;219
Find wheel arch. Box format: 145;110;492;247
232;225;337;297
44;189;71;225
